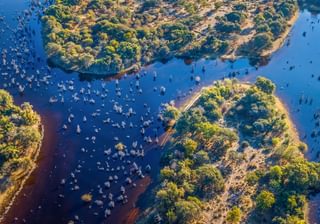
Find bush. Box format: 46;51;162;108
255;76;276;94
226;206;242;223
256;190;275;211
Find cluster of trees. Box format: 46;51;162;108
226;77;287;147
42;0;248;75
215;11;246;34
143;78;319;224
41;0;221;74
162;105;181;128
196;80;235;121
152;81;247;223
228;78;320;223
182;35;229;59
252;159;320;223
0;90;41;174
240;0;297;59
42;0;301;74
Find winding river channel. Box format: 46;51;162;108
1;1;320;223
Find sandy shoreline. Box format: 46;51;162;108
0;124;44;222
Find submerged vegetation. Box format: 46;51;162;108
0;90;42;216
42;0;298;75
139;78;320;224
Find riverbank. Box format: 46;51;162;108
0;124;44;222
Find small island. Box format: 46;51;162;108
0;90;42;219
138;77;320;224
42;0;298;75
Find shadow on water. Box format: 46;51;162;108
77;58;191;82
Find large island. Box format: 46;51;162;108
0;90;42;220
42;0;298;75
138;77;320;224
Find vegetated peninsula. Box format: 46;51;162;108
0;90;42;219
42;0;298;75
138;77;320;224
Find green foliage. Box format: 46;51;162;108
269;20;287;38
162;105;181;128
182;138;198;157
226;206;242;223
273;215;306;224
153;81;252;223
145;78;317;224
163;105;180;121
160;23;194;50
256;190;275;211
141;0;159;10
226;12;246;24
244;33;273;54
0;90;41;173
42;0;299;74
175;197;203;223
193;150;210;166
156;182;185;211
255;76;276;94
0;89;13;106
196;164;224;196
255;159;320;222
175;107;206;134
234;3;247;11
215;20;241;34
246;171;261;186
227;78;286;145
278;1;297;18
42;0;228;74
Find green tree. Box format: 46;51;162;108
256;190;275;211
226;12;246;24
182;138;198;157
196;164;224;196
244;33;273;54
156;182;185;211
175;197;202;223
226;206;242;224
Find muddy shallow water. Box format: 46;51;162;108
1;1;320;223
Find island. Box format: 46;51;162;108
0;90;42;220
138;77;320;224
41;0;298;75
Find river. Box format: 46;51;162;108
0;1;320;223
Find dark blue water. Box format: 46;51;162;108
1;1;320;223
